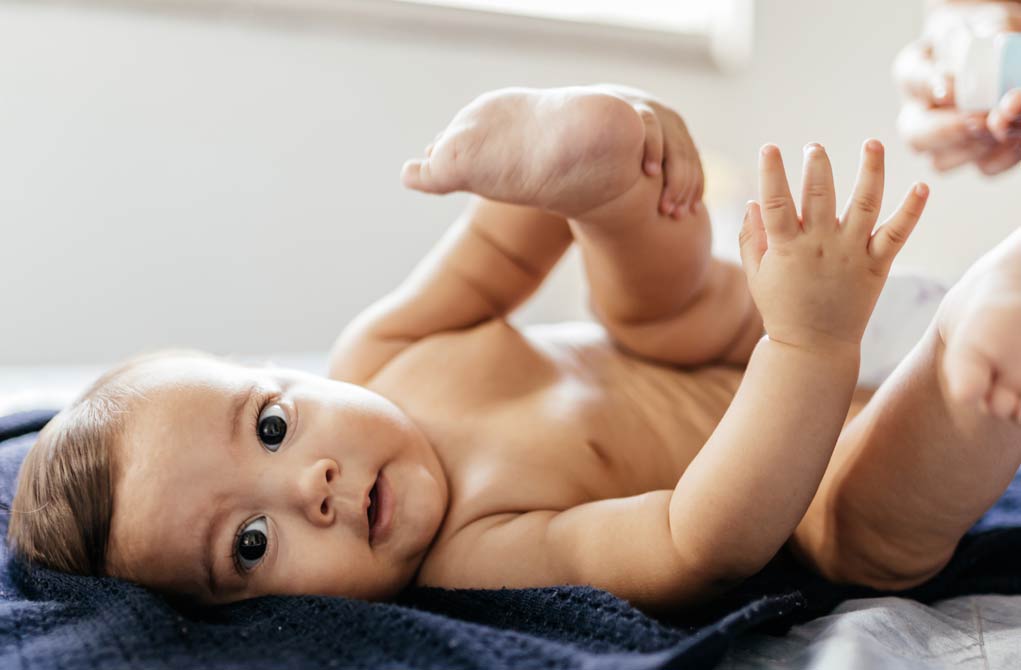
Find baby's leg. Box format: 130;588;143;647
403;86;762;366
793;229;1021;589
568;166;762;367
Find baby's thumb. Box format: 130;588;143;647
738;201;767;276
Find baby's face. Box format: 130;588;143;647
105;356;448;604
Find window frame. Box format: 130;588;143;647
83;0;754;70
342;0;754;70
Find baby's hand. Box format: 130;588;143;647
595;84;704;219
739;141;929;353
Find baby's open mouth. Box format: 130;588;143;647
367;477;379;532
367;470;393;546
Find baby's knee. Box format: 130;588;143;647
825;542;949;592
792;505;953;592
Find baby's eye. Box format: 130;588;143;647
235;516;269;571
257;403;287;450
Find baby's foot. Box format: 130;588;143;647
938;228;1021;421
401;87;646;218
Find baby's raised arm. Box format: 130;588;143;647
415;140;929;612
668;141;928;581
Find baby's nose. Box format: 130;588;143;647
298;458;339;527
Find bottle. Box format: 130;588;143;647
956;32;1021;111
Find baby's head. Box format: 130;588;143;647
7;351;449;604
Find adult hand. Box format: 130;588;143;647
894;2;1021;175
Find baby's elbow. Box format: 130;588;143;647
636;553;751;614
680;541;769;592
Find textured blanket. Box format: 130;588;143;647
3;408;1021;670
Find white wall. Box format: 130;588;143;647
1;0;1018;366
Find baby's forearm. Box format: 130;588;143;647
668;338;860;581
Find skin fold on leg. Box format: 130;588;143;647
793;317;1021;590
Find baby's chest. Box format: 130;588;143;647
369;320;729;523
429;373;711;540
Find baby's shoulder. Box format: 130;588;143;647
371;320;613;386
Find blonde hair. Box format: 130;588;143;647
6;350;209;576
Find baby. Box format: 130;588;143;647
9;85;1021;614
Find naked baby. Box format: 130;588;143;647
10;85;1021;614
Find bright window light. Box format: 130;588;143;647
396;0;713;34
384;0;753;69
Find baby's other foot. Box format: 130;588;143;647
401;87;646;218
939;228;1021;421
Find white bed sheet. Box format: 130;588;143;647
720;594;1021;669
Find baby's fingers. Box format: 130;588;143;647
661;153;691;218
636;103;665;178
758;145;799;240
869;182;929;270
842;139;886;238
800;144;836;231
738;201;767;277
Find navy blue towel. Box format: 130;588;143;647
3;408;1021;669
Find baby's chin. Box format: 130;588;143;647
385;456;448;563
380;407;450;561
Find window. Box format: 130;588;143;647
370;0;754;70
400;0;715;35
55;0;753;70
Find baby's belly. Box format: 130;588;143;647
580;362;746;495
586;361;877;497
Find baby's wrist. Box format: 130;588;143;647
760;331;861;368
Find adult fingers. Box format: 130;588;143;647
898;101;991;153
975;140;1021;176
929;139;998;172
987;89;1021;142
892;39;954;107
